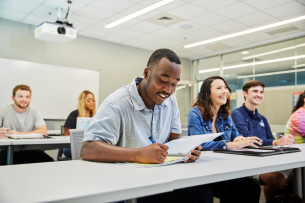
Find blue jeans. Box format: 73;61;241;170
137;184;213;203
63;148;72;158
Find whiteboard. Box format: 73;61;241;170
0;57;99;119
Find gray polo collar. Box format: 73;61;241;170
129;77;168;112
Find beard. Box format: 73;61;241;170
15;100;30;109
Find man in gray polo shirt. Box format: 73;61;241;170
81;49;212;203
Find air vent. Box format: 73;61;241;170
146;13;184;27
158;16;173;21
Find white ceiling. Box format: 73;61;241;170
0;0;305;59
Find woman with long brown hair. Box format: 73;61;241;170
62;90;96;158
188;76;261;203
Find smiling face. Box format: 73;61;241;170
210;79;229;108
84;94;95;111
243;86;264;106
143;58;181;106
12;90;31;109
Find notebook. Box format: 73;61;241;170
214;146;301;157
76;117;92;129
6;133;50;139
122;133;223;168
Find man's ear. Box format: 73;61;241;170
243;91;247;100
143;68;149;80
12;96;15;102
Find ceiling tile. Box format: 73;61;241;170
191;0;239;11
129;0;144;3
0;8;27;21
129;21;164;33
42;0;86;14
151;27;181;38
120;18;142;27
291;21;305;31
221;38;253;47
100;34;129;43
234;11;277;27
0;0;38;13
136;34;163;43
156;0;185;12
170;33;201;43
139;43;163;51
243;0;294;10
240;32;275;42
90;22;124;33
103;13;125;23
137;10;162;20
22;0;46;4
190;12;228;27
92;0;134;13
120;4;145;15
210;20;248;33
68;15;99;28
75;0;95;3
139;0;160;6
167;20;202;32
214;2;257;19
121;39;147;47
191;27;223;38
264;1;305;18
21;15;50;26
78;29;109;39
298;0;305;4
154;39;181;47
167;4;208;19
75;6;115;21
114;28;145;38
31;6;61;21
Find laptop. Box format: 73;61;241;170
76;117;92;129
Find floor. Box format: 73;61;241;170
213;186;266;202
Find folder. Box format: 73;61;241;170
6;133;50;139
213;146;301;157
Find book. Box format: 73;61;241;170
6;133;49;139
214;146;301;157
122;133;223;168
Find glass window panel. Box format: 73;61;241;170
176;85;192;124
223;49;254;67
297;71;305;85
254;60;295;75
198;56;220;80
224;67;253;92
255;73;295;87
296;36;305;56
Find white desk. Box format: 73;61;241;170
0;137;11;146
47;130;61;135
0;144;304;203
7;136;71;165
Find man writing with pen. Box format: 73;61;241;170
81;49;213;203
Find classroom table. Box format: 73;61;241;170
7;136;70;165
0;144;304;203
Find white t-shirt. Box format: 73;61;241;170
0;104;45;132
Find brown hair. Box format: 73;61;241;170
193;76;232;120
13;84;31;97
292;91;305;113
242;80;265;100
77;90;96;117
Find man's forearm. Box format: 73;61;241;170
81;141;141;163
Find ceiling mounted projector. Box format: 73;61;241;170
35;1;77;43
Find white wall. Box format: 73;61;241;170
0;18;191;106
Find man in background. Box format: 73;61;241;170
0;84;53;165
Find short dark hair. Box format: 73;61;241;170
243;80;265;93
147;49;181;70
193;76;232;120
13;84;31;97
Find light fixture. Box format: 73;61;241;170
292;64;305;68
184;15;305;48
176;85;186;90
237;69;305;79
223;55;305;70
243;43;305;60
105;0;175;28
188;84;192;86
241;51;249;55
198;68;220;73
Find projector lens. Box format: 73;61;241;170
57;27;66;35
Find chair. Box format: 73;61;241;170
69;129;85;160
57;125;72;161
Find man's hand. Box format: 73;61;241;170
137;143;169;164
7;130;20;135
277;134;294;146
233;136;244;142
184;146;202;163
0;127;10;137
234;137;262;148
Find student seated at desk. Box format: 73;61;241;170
284;91;305;143
81;49;213;203
231;80;294;201
0;84;53;165
188;76;261;203
63;90;96;158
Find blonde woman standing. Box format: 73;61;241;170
63;90;96;158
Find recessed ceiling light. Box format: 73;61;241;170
184;15;305;48
105;0;175;28
180;25;193;29
241;51;249;55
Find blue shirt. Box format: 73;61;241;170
231;104;274;146
83;77;182;148
187;107;240;150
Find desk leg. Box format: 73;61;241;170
302;167;305;200
7;146;14;165
294;168;302;199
